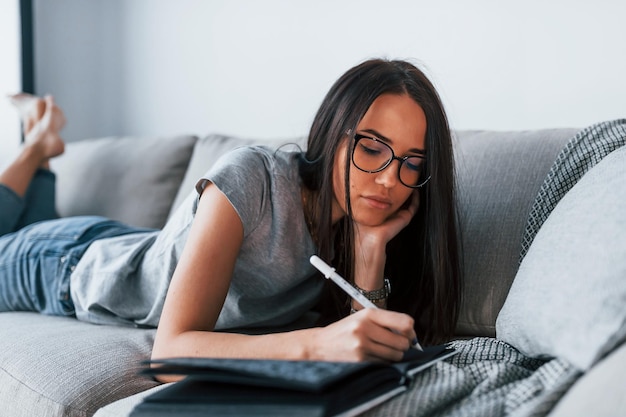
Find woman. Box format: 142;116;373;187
0;59;462;369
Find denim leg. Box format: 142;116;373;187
0;184;25;237
17;169;59;228
0;169;58;237
0;216;132;316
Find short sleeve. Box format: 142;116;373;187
195;146;272;236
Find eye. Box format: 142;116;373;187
403;157;423;172
359;141;383;156
358;137;388;155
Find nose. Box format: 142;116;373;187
374;159;400;188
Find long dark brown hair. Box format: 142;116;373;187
298;58;463;345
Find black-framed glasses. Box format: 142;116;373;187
352;133;431;188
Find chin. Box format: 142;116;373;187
352;212;391;227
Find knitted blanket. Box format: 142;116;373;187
366;338;580;417
520;119;626;261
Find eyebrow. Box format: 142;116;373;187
360;128;427;155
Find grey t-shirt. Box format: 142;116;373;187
70;146;321;329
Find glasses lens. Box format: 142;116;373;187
400;157;426;187
353;137;392;172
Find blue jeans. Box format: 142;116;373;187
0;169;58;237
0;171;148;316
0;216;144;316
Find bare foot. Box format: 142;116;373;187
10;94;66;163
9;93;45;135
27;96;66;158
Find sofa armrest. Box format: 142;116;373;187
548;341;626;416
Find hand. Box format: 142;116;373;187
355;191;419;250
307;308;417;362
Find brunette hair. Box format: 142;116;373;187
298;58;463;345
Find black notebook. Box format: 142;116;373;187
131;344;456;417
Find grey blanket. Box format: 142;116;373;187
520;119;626;261
366;338;580;417
367;120;626;417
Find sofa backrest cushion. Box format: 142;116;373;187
454;128;576;337
51;134;198;229
496;145;626;370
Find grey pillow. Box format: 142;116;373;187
496;146;626;370
51;134;197;229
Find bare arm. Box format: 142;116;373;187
152;184;417;382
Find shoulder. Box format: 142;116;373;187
194;146;301;235
215;145;277;168
204;145;299;187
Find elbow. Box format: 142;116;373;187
150;330;185;383
151;326;182;362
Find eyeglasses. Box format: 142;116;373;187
351;133;430;188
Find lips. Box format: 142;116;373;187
362;195;393;210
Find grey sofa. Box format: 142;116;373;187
1;126;624;417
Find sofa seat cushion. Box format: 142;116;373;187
51;134;198;229
0;312;157;417
94;385;171;417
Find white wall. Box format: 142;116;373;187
34;0;626;143
0;1;23;167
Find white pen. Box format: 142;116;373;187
310;255;423;351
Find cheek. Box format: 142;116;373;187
396;189;414;211
346;169;380;218
347;167;367;198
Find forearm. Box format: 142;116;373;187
152;310;418;383
353;241;386;290
151;328;313;381
352;237;388;310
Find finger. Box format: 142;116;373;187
395;191;420;221
398;191;419;220
365;324;412;355
362;309;417;344
363;341;406;362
